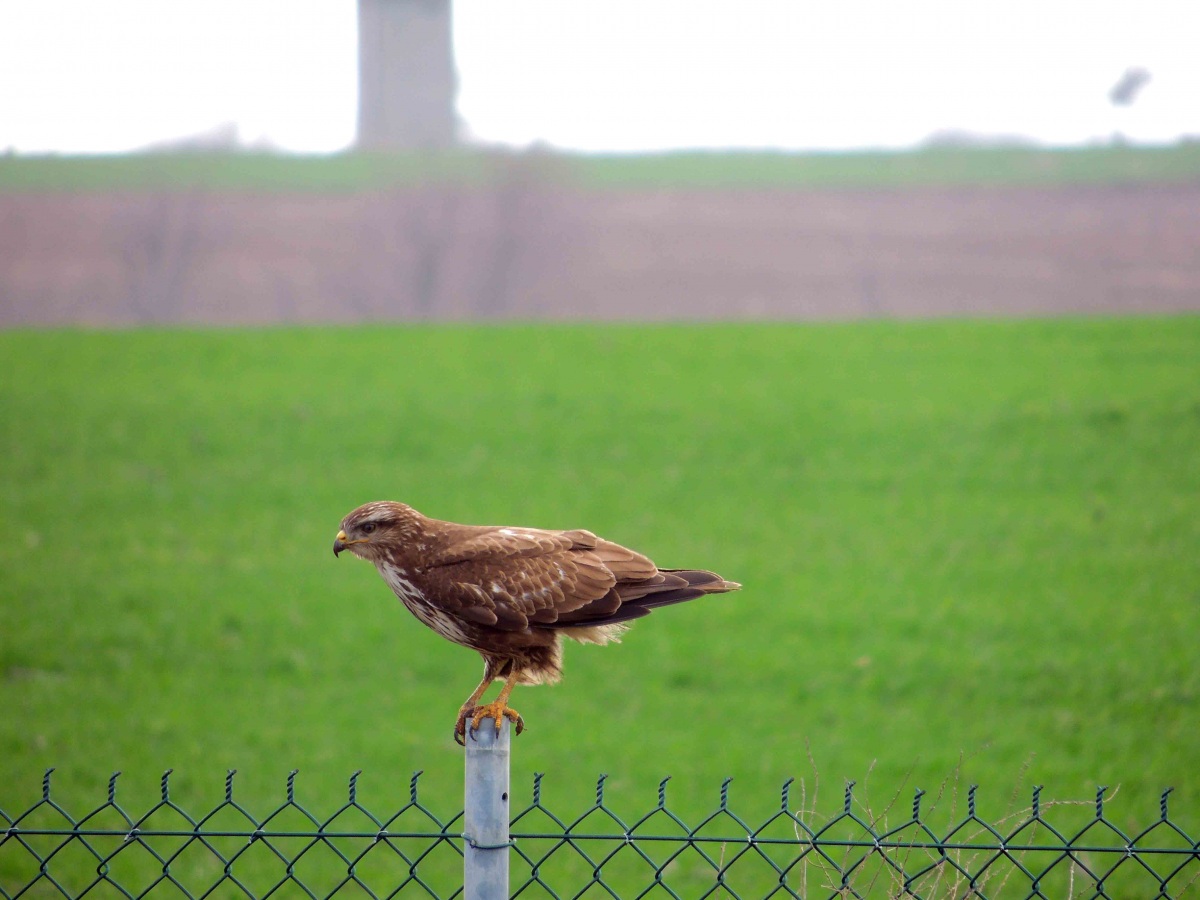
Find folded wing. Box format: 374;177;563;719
422;523;738;632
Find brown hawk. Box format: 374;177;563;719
333;501;740;743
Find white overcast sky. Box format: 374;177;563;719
0;0;1196;154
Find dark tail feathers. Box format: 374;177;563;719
550;568;740;629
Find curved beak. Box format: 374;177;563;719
334;529;370;557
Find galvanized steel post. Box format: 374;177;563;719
463;719;511;899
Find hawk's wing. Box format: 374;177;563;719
425;525;595;565
421;525;660;631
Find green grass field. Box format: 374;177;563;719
2;143;1200;192
2;318;1197;842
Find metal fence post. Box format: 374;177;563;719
464;719;511;900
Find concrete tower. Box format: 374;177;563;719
357;0;457;149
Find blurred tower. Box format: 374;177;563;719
357;0;457;149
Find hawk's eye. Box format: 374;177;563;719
361;522;378;535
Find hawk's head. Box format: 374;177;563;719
333;501;417;562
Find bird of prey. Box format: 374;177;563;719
333;501;740;744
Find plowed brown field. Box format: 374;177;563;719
3;183;1198;325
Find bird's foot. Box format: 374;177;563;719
455;701;524;745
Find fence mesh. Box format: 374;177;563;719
2;768;1197;899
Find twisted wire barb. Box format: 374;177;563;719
911;788;925;822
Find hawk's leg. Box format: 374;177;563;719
455;666;524;744
454;673;494;746
470;668;524;739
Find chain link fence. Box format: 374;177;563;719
3;764;1197;899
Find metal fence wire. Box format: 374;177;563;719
2;767;1197;900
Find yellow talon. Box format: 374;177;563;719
472;700;524;736
453;667;526;746
455;702;524;745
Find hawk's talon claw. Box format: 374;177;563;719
454;701;523;745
